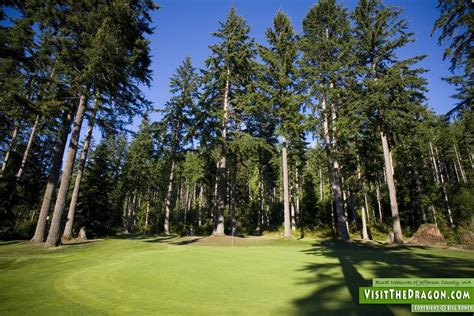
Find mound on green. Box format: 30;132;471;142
0;236;472;315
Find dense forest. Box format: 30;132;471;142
0;0;472;248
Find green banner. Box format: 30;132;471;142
359;287;474;304
411;304;474;313
373;278;474;288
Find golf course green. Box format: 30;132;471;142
0;236;472;315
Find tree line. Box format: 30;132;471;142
0;0;472;247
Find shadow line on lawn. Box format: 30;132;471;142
293;239;473;316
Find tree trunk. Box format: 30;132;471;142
319;165;323;201
453;157;461;182
145;199;149;230
454;144;467;183
330;197;336;235
357;156;368;240
431;203;438;227
163;160;175;235
380;131;403;244
257;165;262;233
230;162;237;234
198;183;203;227
350;192;357;228
414;169;427;223
16;115;40;180
31;110;72;243
295;167;300;225
1;122;19;176
45;95;87;247
62;105;97;240
429;141;440;183
376;181;383;222
214;68;230;236
282;138;291;238
123;196;129;233
436;149;455;227
321;90;349;240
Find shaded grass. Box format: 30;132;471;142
0;236;472;315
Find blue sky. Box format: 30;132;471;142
140;0;456;129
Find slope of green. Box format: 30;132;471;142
0;236;472;315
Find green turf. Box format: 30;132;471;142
0;236;472;315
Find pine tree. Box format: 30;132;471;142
159;56;200;235
353;0;428;243
433;0;473;116
301;0;352;240
201;7;256;235
259;11;303;238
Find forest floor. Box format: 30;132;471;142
0;235;472;315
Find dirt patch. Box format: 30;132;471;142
460;231;474;250
189;235;273;247
408;224;447;247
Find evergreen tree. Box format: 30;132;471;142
433;0;473;116
259;11;303;237
353;0;428;243
301;0;353;240
159;56;200;235
201;7;256;235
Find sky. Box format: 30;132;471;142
139;0;457;129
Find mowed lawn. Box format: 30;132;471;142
0;235;472;315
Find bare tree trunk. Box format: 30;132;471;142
1;123;19;176
184;182;190;226
365;190;371;223
256;165;262;233
380;131;403;243
414;169;427;223
214;68;230;236
435;147;455;227
376;181;383;222
350;192;357;228
132;195;139;232
145;199;150;231
31;110;72;243
330;197;336;235
290;197;296;231
230;163;237;234
163;161;175;235
16;115;40;180
431;203;438;227
319;165;323;201
282;138;291;238
321;89;349;240
123;196;129;233
454;144;467;183
198;183;203;227
295;167;300;225
429;141;440;183
45;95;87;247
191;182;197;210
62;105;97;240
453;157;461;182
356;156;368;240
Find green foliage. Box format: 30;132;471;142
76;135;128;237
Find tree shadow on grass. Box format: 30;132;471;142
111;234;172;240
145;236;203;245
293;240;473;316
0;240;24;246
61;239;102;246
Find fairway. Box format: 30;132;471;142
0;236;472;315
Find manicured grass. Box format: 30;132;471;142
0;236;472;315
